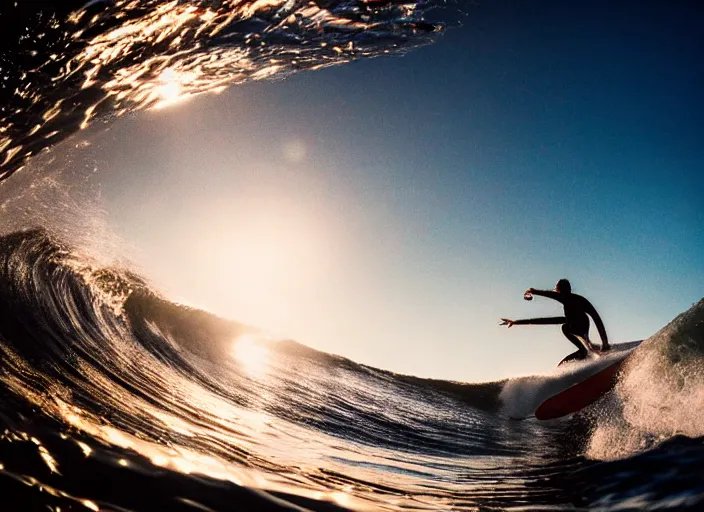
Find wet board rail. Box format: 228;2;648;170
534;341;642;420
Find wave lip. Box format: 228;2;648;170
587;298;704;460
0;0;452;181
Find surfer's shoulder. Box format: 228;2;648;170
572;293;596;310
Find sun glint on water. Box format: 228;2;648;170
232;335;270;378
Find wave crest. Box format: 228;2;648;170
0;0;453;181
587;299;704;459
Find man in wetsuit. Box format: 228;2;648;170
500;279;610;362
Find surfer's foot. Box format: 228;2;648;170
569;349;590;361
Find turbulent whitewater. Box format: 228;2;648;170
1;1;703;511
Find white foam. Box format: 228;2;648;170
586;299;704;460
498;347;633;420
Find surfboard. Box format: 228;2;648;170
534;341;642;421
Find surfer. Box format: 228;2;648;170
500;279;610;362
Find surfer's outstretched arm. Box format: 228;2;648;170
527;288;564;303
500;317;566;327
515;317;566;325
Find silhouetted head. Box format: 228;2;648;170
555;279;571;294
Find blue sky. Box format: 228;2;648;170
95;0;703;381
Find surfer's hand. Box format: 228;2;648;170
500;318;514;328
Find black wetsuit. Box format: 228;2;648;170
513;290;609;361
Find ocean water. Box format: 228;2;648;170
1;2;703;511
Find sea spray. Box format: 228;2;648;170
498;345;637;420
587;299;704;459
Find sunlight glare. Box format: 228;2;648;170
232;335;270;378
154;68;197;109
157;68;182;102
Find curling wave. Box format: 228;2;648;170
1;2;703;507
1;0;451;180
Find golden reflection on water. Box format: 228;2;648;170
0;332;525;511
33;438;60;474
82;499;100;511
0;346;381;511
1;368;526;512
77;441;92;457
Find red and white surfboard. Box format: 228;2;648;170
534;341;642;420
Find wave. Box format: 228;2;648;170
0;227;514;451
2;1;703;509
0;227;702;510
0;0;454;181
0;227;576;510
586;297;704;459
0;226;501;413
2;227;701;442
0;227;586;468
